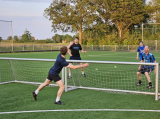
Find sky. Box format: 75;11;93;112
0;0;151;40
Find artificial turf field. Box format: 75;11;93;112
0;51;160;119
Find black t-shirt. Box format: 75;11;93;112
69;43;82;57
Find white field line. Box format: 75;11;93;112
1;109;160;114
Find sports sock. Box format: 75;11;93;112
149;82;152;86
69;73;71;77
82;71;84;75
56;97;60;102
139;80;142;84
35;89;39;95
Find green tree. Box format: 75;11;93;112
13;35;19;42
21;29;32;42
44;0;97;44
7;36;12;40
0;37;2;42
106;0;145;37
147;0;160;23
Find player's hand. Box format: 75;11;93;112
154;70;156;74
70;54;72;56
83;63;89;67
138;66;141;70
83;51;87;53
136;57;138;60
69;41;73;46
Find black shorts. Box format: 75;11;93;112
139;67;154;75
69;56;81;63
47;72;61;82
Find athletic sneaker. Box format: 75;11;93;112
54;101;65;105
82;73;86;78
32;92;37;101
146;85;153;89
135;83;142;86
68;76;72;79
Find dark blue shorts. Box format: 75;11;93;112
47;72;61;82
139;67;154;75
69;56;81;63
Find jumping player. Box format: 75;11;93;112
32;46;89;105
137;41;145;61
67;37;87;79
136;46;156;89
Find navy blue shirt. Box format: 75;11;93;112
137;45;145;56
49;54;69;75
142;52;156;69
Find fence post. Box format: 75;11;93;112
156;40;157;51
42;45;44;50
115;45;116;51
128;45;129;51
92;45;93;50
103;45;104;50
23;45;24;51
51;45;52;50
33;45;34;51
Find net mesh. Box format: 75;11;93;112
0;59;158;94
68;62;157;93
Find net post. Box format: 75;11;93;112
65;67;68;92
155;63;159;100
62;67;64;83
8;60;17;81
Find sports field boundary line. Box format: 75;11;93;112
1;109;160;114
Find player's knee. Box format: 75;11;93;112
137;72;140;75
60;85;65;90
144;72;148;75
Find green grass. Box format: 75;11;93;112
0;51;160;119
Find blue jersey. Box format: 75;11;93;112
137;45;145;56
49;54;69;75
142;52;156;69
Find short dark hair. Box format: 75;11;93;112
60;46;68;55
139;41;143;44
75;37;79;40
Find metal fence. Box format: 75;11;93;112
0;40;160;52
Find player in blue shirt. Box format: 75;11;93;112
137;41;145;61
136;46;157;89
32;46;89;105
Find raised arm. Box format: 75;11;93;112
67;41;73;49
67;63;89;69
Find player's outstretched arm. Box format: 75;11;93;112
80;50;87;53
67;63;89;69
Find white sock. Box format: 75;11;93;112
82;71;84;75
69;73;71;77
56;97;60;102
35;89;39;95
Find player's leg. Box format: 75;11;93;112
32;79;52;101
68;63;72;79
136;72;142;85
54;80;65;105
144;72;153;89
79;62;86;77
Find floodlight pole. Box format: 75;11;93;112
11;21;13;51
